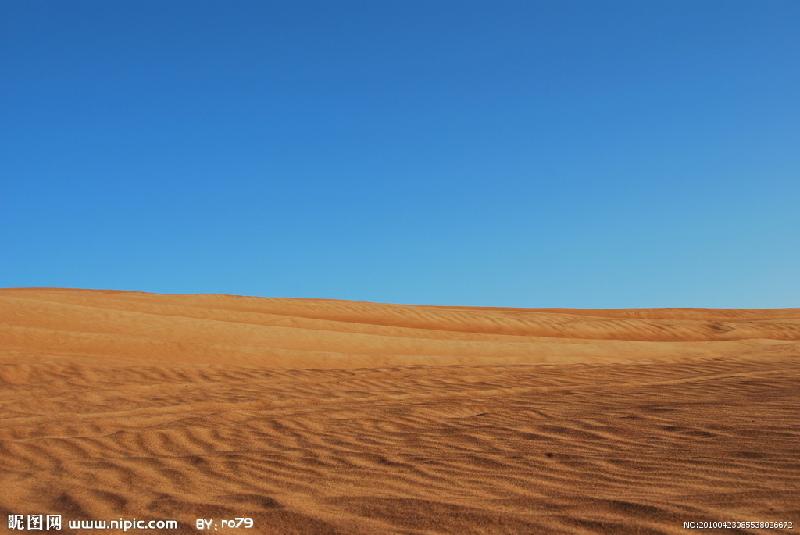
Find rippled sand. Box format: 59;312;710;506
1;288;798;533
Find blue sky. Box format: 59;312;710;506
2;1;798;307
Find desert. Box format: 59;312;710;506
5;1;799;533
0;287;798;533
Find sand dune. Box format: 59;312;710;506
1;288;798;533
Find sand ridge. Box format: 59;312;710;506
1;288;798;533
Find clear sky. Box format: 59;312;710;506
2;1;798;308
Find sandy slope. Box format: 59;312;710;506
0;288;798;534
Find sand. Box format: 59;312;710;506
0;288;798;534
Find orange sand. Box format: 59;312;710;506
1;288;798;533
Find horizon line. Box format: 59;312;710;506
3;286;798;312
